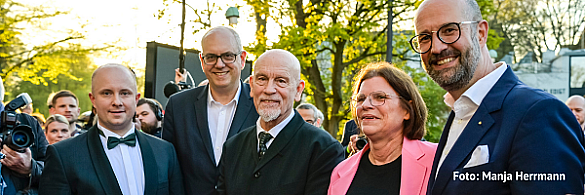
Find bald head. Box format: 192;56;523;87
201;26;242;53
416;0;482;22
90;63;140;133
254;49;301;83
566;95;585;126
250;49;305;128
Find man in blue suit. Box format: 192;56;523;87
163;26;259;195
410;0;585;194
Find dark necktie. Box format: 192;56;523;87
107;133;137;149
258;132;273;160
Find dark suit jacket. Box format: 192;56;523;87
162;82;259;195
38;126;185;195
427;66;585;194
217;111;344;195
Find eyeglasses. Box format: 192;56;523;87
409;21;479;54
201;51;242;65
351;91;401;107
305;119;315;124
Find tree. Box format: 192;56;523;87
489;0;585;63
1;0;111;119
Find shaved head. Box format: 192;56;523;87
254;49;301;83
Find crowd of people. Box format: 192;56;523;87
0;0;583;194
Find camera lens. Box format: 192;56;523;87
12;131;29;147
356;137;367;150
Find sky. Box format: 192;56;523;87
18;0;279;71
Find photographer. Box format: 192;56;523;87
0;79;48;194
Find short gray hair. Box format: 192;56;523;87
296;103;324;122
464;0;483;21
201;26;242;52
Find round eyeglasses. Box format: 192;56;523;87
201;51;243;65
351;91;401;107
409;21;479;54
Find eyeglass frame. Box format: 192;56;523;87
201;51;243;65
351;91;402;107
409;21;480;54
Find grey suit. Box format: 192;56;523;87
38;126;184;195
163;82;259;195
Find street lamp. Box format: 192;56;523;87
226;7;239;26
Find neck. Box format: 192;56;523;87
368;133;403;165
449;57;496;101
210;83;239;105
69;123;76;131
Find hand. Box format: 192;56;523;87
0;145;32;176
134;120;142;131
348;134;360;153
175;68;187;83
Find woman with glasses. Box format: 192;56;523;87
328;62;437;195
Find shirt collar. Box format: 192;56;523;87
444;62;508;109
97;121;136;138
256;111;296;139
208;82;242;106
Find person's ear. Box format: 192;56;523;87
477;20;489;45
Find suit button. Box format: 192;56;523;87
254;172;260;178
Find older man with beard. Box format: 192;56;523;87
411;0;585;194
217;49;344;195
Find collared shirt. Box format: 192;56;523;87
208;82;241;165
97;122;144;195
256;111;295;151
436;62;507;175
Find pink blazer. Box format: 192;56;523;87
328;137;437;195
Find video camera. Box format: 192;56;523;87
0;93;35;154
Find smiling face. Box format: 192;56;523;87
200;27;246;92
89;65;140;132
415;0;481;92
355;76;409;141
250;50;304;128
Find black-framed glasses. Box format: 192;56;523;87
201;51;243;65
409;21;479;54
351;91;401;107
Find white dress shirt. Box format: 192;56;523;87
97;122;144;195
208;82;241;165
256;111;295;151
436;62;507;175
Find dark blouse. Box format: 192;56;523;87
346;149;401;195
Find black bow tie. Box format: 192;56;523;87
107;133;136;149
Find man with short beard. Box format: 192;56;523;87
217;49;344;195
136;98;163;137
412;0;585;194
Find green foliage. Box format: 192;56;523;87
1;0;111;119
4;51;96;118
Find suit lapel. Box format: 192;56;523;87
137;132;158;195
228;82;254;138
194;85;216;165
87;126;123;195
430;66;517;194
254;111;303;172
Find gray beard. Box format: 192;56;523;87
426;33;481;92
258;107;281;122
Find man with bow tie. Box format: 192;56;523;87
39;64;185;195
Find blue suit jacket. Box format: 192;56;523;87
427;66;585;194
162;81;259;195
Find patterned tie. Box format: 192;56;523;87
107;133;137;149
258;132;273;160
